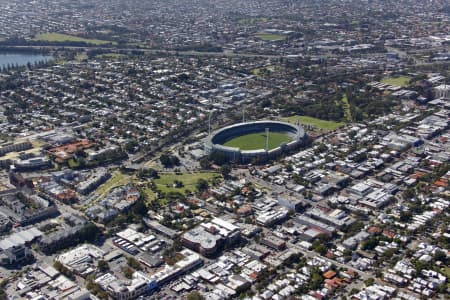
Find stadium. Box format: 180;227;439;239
205;120;306;163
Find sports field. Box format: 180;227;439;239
256;33;286;41
381;76;411;87
34;33;116;45
224;132;292;150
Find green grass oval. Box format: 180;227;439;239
223;132;292;150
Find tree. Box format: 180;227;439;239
209;151;228;165
131;200;148;217
342;221;364;239
260;99;271;108
313;244;327;256
127;257;142;270
160;154;180;168
361;236;379;250
382;248;396;259
433;250;448;264
74;148;87;158
163;239;184;263
365;278;375;286
165;191;186;203
314;143;328;154
170;155;180;166
138;168;158;179
122;266;134;278
53;261;74;279
220;164;232;178
348;131;357;139
196;178;209;191
124;140;139;153
316;233;330;244
187;291;205;300
402;188;416;200
79;222;100;242
283;253;302;267
309;271;323;290
312;234;330;256
0;280;7;300
173;180;184;188
97;260;109;272
160;154;172;167
199;157;211;169
86;277;108;299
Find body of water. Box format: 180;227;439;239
0;53;53;69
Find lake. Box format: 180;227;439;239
0;53;53;69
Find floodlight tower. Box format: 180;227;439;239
208;110;213;136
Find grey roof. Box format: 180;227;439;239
0;227;43;250
183;227;219;250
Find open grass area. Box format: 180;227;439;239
284;115;345;131
252;65;278;76
224;132;292;150
154;172;221;195
239;17;268;24
68;159;80;169
1;145;43;160
75;52;88;61
1;139;45;160
256;33;286;41
442;266;450;278
34;33;116;45
96;53;127;59
381;76;411;87
341;94;353;122
443;267;450;288
95;171;132;197
252;68;262;76
140;186;157;202
92;171;220;205
54;59;67;65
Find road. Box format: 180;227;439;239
10;44;450;66
9;45;282;59
234;169;319;207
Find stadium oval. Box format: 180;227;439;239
205;120;306;163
